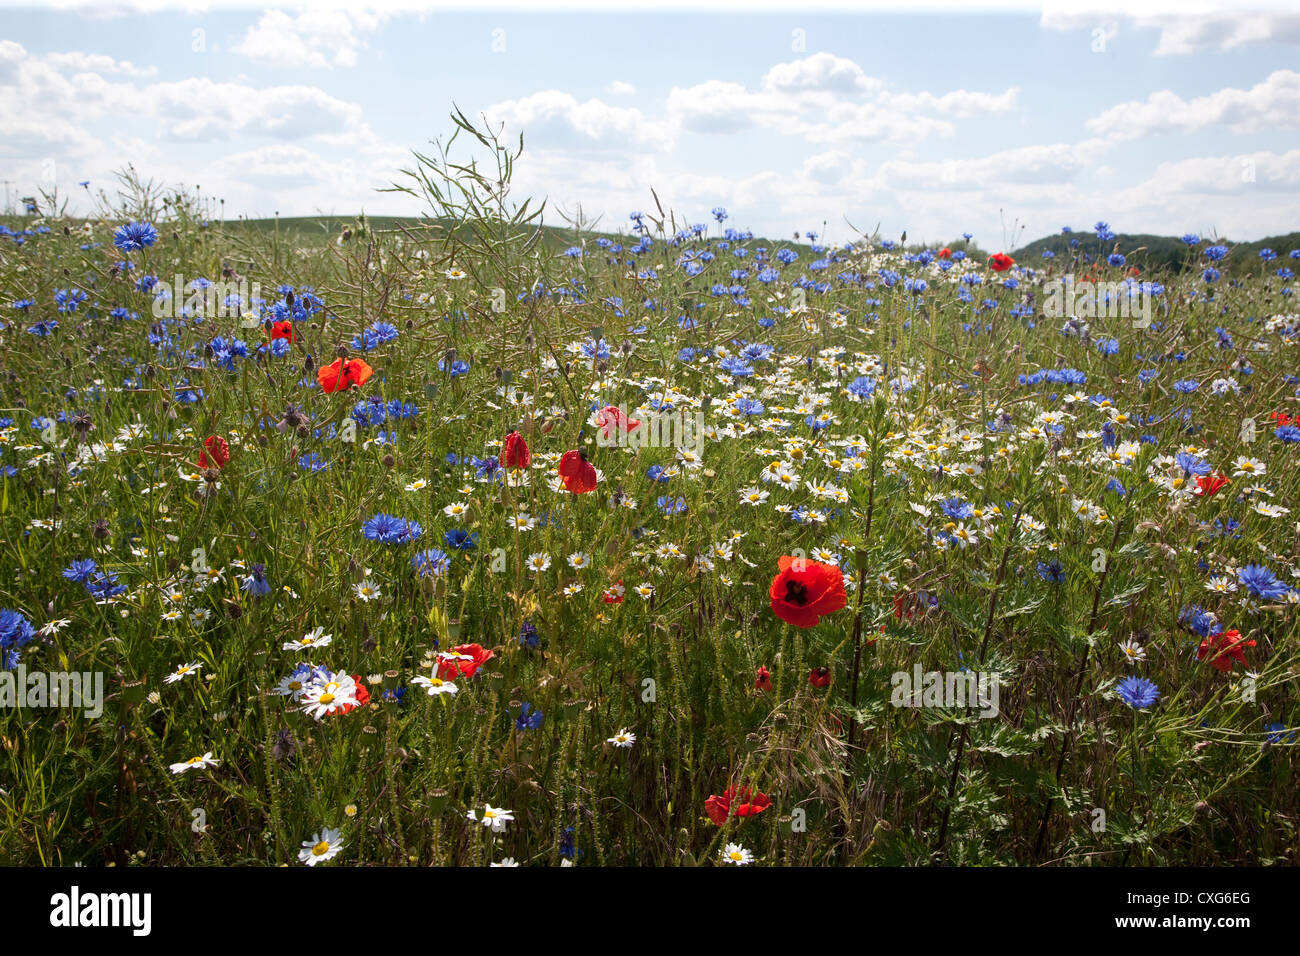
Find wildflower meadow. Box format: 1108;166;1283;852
2;109;1299;875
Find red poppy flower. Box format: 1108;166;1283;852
1272;411;1295;427
704;787;772;826
938;247;952;259
558;448;597;494
1194;473;1230;497
502;431;531;469
1197;629;1256;673
336;675;371;715
595;405;642;439
755;666;773;693
988;252;1015;273
769;555;846;628
436;643;495;681
197;434;230;470
603;581;625;604
317;357;373;393
270;320;295;343
808;667;831;688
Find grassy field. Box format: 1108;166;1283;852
2;122;1298;867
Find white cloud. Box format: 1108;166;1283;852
1041;8;1300;55
665;54;1017;144
1087;70;1300;140
43;51;157;77
482;90;676;151
605;80;636;96
761;51;880;95
233;8;388;69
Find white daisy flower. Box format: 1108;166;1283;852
169;752;220;774
299;828;344;866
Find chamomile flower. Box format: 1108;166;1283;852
411;674;458;696
526;552;552;573
1117;639;1147;664
443;501;470;519
300;673;359;719
353;580;382;602
468;804;514;832
567;551;592;570
299;828;344;866
1206;575;1238;594
164;661;200;684
284;627;332;652
607;728;636;747
1232;456;1266;478
720;843;754;865
169;752;220;774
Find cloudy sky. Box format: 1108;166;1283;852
2;0;1298;248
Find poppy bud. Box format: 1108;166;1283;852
502;431;530;469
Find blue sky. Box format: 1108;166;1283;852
2;1;1299;247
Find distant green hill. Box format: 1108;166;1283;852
1012;230;1300;275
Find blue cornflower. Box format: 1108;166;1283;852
719;356;754;377
363;513;422;545
1175;452;1211;476
62;558;99;583
444;529;478;551
1238;563;1289;600
847;376;877;400
1180;605;1222;638
1036;559;1065;583
411;548;449;578
1116;675;1160;709
1275;424;1300;443
941;498;974;520
515;702;544;731
518;620;539;650
113;221;159;253
0;608;36;669
657;495;688;516
471;455;501;479
240;564;272;597
85;570;127;600
645;465;669;483
1265;722;1297;745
